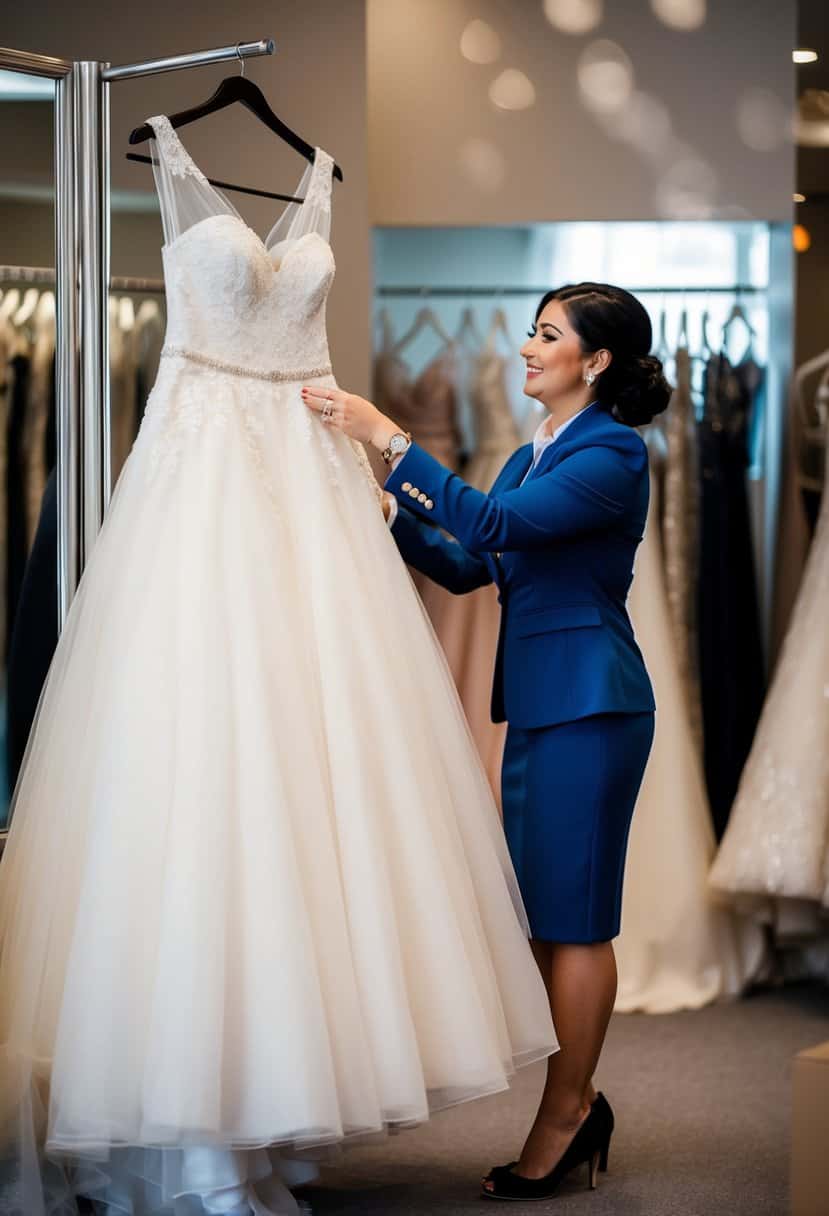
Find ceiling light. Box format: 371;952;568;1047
793;49;818;64
793;192;806;203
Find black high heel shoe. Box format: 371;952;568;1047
480;1092;614;1202
590;1091;614;1173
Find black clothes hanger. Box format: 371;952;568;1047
127;49;343;202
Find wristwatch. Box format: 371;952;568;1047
381;430;412;465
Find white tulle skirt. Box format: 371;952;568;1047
0;360;556;1214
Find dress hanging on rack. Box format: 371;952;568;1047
660;344;703;753
0;115;555;1216
110;295;138;484
22;292;55;550
697;349;766;839
616;430;764;1012
710;433;829;954
433;323;521;802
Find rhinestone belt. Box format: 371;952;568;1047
161;344;332;384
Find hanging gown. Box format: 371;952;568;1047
697;352;766;838
0;118;556;1216
661;346;702;752
615;433;764;1013
431;345;520;802
710;434;829;938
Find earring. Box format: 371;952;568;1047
585;371;595;386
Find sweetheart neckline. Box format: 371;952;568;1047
161;216;333;277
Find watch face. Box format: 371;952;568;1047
390;433;409;455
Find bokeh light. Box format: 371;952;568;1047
650;0;706;32
735;88;789;151
655;156;719;219
489;69;537;111
458;137;506;191
601;91;674;160
793;224;811;253
460;19;502;65
577;40;634;115
543;0;603;36
792;49;818;64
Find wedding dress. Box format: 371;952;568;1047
710;436;829;936
615;433;764;1012
0;118;556;1215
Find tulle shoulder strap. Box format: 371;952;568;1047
146;115;240;248
265;148;334;250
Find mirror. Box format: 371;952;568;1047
0;67;57;833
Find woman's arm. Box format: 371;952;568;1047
388;499;492;594
299;383;642;554
385;439;644;553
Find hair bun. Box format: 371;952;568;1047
610;354;672;428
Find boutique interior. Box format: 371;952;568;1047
0;1;827;1214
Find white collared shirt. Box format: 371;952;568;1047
520;401;596;485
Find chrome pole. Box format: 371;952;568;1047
74;60;111;562
55;68;80;625
103;38;274;82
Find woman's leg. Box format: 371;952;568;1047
517;939;617;1178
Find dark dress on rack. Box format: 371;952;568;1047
6;467;58;792
6;353;31;659
697;352;766;839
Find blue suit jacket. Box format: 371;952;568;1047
387;403;655;730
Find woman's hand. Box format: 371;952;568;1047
301;385;400;451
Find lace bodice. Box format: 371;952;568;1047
147;116;335;375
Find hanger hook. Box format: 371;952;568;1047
235;42;246;78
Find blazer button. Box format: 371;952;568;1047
401;481;412;492
425;499;434;510
409;487;420;498
417;493;427;503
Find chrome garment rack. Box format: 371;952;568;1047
0;265;165;294
0;38;274;848
0;38;274;624
376;284;766;298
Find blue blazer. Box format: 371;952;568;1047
387;403;655;730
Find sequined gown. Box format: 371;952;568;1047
616;433;763;1012
710;436;829;936
0;118;556;1216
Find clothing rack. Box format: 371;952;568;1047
376;284;767;298
0;265;165;294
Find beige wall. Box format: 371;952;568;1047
368;0;796;225
0;0;371;392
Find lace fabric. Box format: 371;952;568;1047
710;435;829;910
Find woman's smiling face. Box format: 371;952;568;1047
520;299;609;406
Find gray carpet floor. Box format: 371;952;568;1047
302;984;829;1216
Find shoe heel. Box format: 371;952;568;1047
588;1151;600;1190
599;1135;610;1173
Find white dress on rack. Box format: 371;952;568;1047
615;435;764;1012
710;436;829;941
0;118;556;1216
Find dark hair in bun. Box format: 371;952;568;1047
535;282;672;427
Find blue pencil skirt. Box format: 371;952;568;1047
501;712;655;944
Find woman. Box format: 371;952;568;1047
303;282;670;1201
